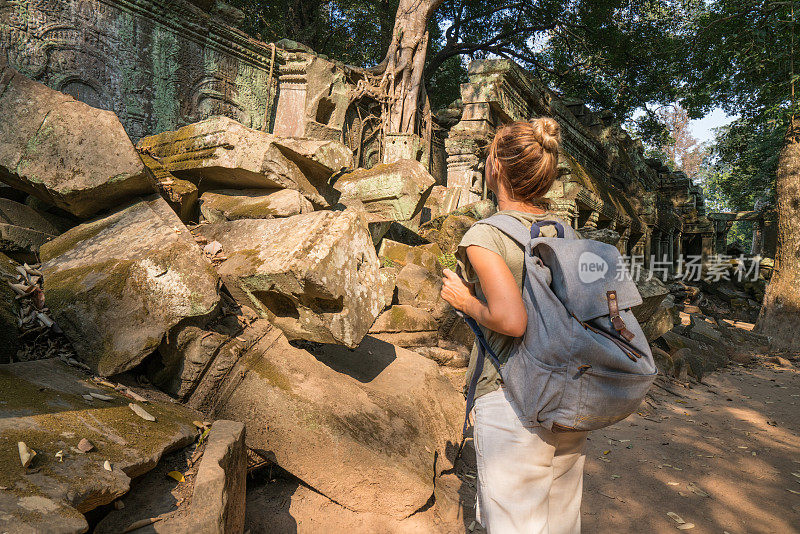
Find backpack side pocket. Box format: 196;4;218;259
501;344;567;425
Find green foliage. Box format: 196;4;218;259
228;0;398;67
682;0;794;212
426;54;467;109
229;1;694;122
701;116;784;211
436;252;457;271
681;0;796;121
727;221;754;249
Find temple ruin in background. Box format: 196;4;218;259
442;60;777;266
1;0;278;141
1;0;775;262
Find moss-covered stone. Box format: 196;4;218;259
0;61;151;218
199;188;313;222
368;305;438;333
419;213;476;254
139;153;198;223
194;208;382;348
334;159;435;222
377;239;443;273
41;197;220;376
395;263;448;320
210;331;463;519
137;117;351;208
0;359;197;533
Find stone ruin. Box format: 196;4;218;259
0;1;777;532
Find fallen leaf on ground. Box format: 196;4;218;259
129;403;156;422
677;523;695;530
204;241;223;256
688;483;709;497
167;470;185;483
103;460;112;471
18;442;36;468
667;512;685;524
122;517;161;533
77;438;94;453
89;392;113;401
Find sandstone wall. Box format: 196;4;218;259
0;0;279;141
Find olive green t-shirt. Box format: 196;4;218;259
456;210;559;400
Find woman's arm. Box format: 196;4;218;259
440;245;527;338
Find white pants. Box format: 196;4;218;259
473;387;588;534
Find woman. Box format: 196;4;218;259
440;118;588;534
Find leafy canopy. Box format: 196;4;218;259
229;0;691;112
682;0;796;211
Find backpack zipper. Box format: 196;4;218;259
570;312;646;362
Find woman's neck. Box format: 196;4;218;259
496;196;547;215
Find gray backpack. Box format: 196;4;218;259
463;214;657;435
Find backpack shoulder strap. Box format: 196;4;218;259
476;214;576;246
474;214;532;247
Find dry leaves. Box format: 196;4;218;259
4;261;80;363
128;403;156;422
167;470;185;483
202;240;226;263
18;442;36;468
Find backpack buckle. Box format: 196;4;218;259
607;291;636;343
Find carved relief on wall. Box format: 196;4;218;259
0;0;276;141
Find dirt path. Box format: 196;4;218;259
243;357;799;533
581;358;800;534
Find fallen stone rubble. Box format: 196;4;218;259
0;57;783;533
137;116;352;209
94;420;247;534
0;359;198;533
194;208;383;348
39;196;221;377
0;59;151;218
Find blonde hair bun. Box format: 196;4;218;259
531;117;560;152
487;118;561;205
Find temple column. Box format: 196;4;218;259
273;53;313;138
585;211;600;230
701;233;715;266
444;137;486;210
617;226;631;256
667;230;675;270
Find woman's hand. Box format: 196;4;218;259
440;268;475;312
459;245;528;337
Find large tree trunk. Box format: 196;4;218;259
757;119;800;350
380;0;443;134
